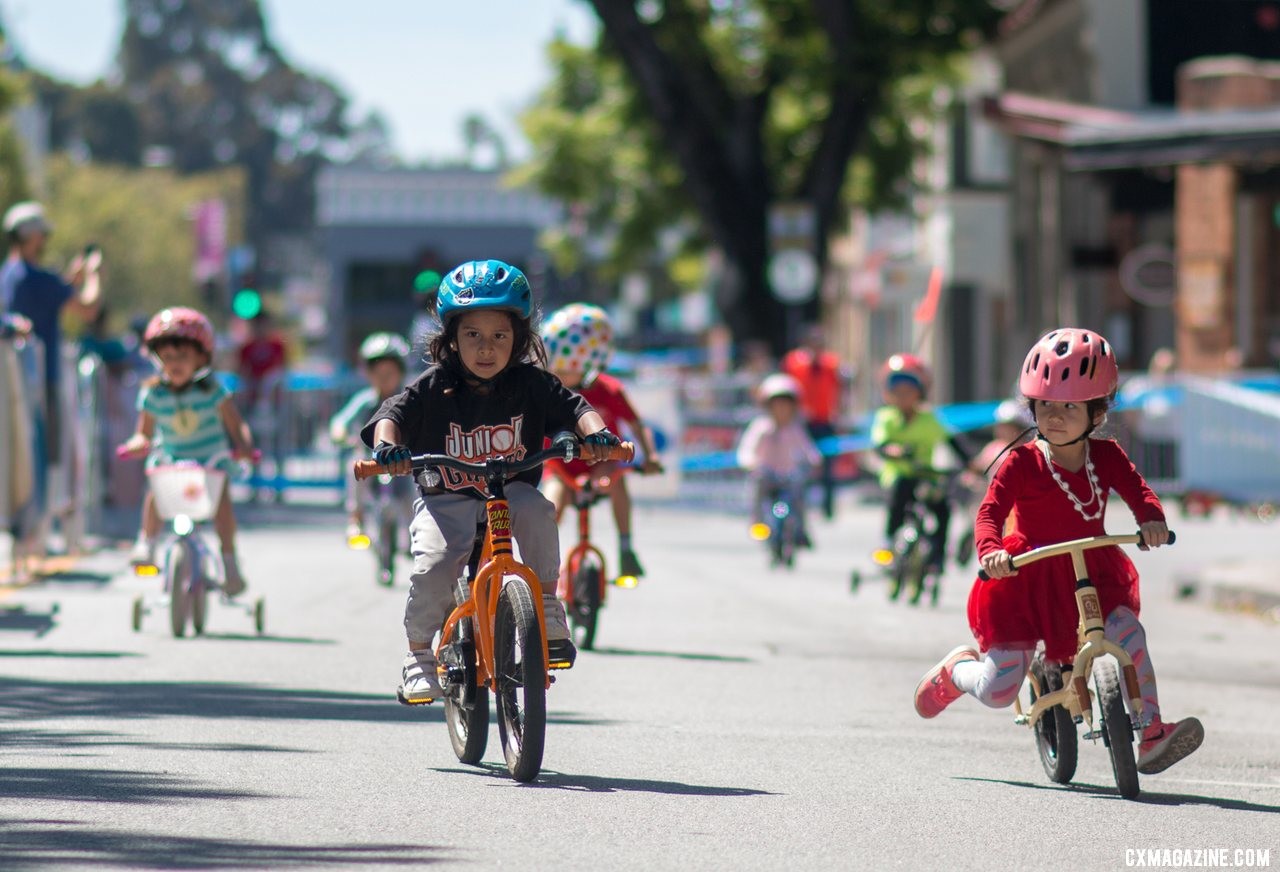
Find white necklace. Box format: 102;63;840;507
1038;438;1104;521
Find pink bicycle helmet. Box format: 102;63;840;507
144;307;216;356
880;353;931;395
1018;328;1118;402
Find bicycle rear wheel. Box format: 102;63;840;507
1029;658;1077;784
444;624;490;764
571;558;603;651
494;579;546;783
1095;660;1140;799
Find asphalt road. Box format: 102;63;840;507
1;496;1278;871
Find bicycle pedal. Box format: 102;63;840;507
1082;729;1104;741
396;689;436;706
546;640;577;670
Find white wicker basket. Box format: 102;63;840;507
147;463;227;522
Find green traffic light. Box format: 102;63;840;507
232;288;262;320
413;270;441;294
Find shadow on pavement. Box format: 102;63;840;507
3;728;310;755
953;776;1280;813
0;650;139;658
0;819;450;870
199;633;337;645
33;570;114;586
435;764;777;796
588;646;752;664
0;679;443;725
0;768;266;804
0;606;59;637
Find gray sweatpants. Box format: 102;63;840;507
405;482;560;645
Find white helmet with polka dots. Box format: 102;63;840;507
541;303;614;384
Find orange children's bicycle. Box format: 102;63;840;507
354;436;634;783
545;463;641;652
979;529;1176;800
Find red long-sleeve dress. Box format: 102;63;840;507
967;438;1165;661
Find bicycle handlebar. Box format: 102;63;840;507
976;529;1176;580
353;441;635;482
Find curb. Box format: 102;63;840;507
1175;570;1280;623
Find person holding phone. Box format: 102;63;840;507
1;201;104;520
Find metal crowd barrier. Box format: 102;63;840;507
1178;377;1280;507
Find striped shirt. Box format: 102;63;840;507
139;379;231;463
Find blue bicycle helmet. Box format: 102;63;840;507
436;260;532;322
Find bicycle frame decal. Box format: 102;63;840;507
488;503;512;545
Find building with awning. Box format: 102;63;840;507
988;0;1280;375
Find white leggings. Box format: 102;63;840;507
951;607;1160;718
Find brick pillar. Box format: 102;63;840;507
1174;57;1279;372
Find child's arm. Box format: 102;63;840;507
973;450;1020;576
1098;441;1169;548
870;407;905;459
613;386;663;472
119;411;156;455
218;397;255;456
736;418;765;472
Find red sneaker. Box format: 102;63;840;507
914;645;979;719
1138;715;1204;774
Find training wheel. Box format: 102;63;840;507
253;597;266;635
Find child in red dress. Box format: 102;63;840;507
912;328;1203;775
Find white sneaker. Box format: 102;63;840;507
129;536;156;566
542;594;571;642
399;651;442;704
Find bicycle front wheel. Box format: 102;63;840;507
571;558;603;651
376;512;396;587
494;579;546;783
1095;660;1140;799
166;543;190;638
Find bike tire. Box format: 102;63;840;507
131;595;144;632
494;579;546;783
377;516;396;587
191;577;209;635
1029;658;1078;784
445;622;490;764
166;544;189;638
1095;660;1140;799
571;559;602;651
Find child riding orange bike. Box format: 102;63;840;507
913;328;1203;775
360;261;619;704
538;304;662;578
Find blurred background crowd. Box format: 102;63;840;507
2;0;1279;573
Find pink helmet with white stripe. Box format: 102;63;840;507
144;307;215;356
1018;327;1118;402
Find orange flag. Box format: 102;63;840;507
913;265;944;324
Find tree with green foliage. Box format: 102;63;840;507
42;156;246;329
0;38;30;208
31;0;365;238
116;0;354;236
520;0;1000;349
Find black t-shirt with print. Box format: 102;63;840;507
361;362;593;498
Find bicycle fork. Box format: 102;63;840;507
1059;551;1145;734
